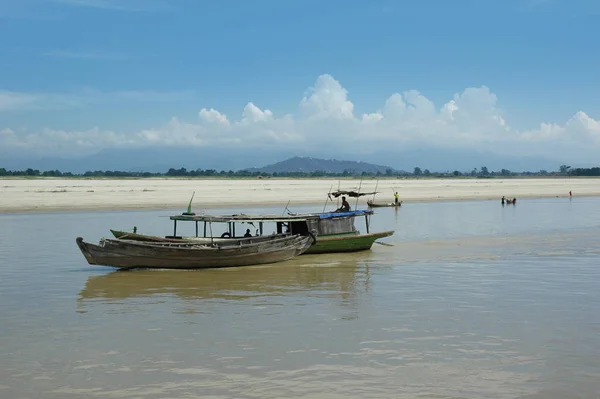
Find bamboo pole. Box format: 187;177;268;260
322;184;333;213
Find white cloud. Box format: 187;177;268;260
199;108;230;126
242;102;273;123
1;74;599;163
300;74;355;120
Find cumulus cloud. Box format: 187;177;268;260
1;74;599;163
300;74;354;120
199;108;230;126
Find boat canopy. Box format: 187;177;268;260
170;209;373;223
316;210;373;219
329;190;378;198
170;214;309;223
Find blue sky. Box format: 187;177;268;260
1;0;599;165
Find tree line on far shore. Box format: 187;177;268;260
1;165;599;178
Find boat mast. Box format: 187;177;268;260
323;184;333;213
354;177;363;210
372;179;379;202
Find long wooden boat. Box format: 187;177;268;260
367;200;402;208
76;233;314;270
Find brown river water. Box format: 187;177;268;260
1;198;600;398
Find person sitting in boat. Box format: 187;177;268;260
244;229;252;238
394;192;399;204
336;196;351;212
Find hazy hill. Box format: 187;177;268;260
245;156;396;174
0;146;574;174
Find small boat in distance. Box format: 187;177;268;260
367;200;402;208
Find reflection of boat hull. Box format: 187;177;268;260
78;252;372;302
76;234;313;270
367;201;401;208
110;229;393;255
305;231;394;254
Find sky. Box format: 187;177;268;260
1;0;599;168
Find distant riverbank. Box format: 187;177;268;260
1;177;597;213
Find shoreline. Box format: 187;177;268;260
1;177;597;214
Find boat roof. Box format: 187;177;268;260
170;209;373;223
329;190;378;198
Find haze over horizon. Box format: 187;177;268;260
1;0;599;171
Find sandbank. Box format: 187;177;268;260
0;177;598;214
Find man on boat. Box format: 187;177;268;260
394;192;399;204
336;196;351;212
244;229;253;237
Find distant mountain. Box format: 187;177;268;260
245;156;396;174
0;145;583;174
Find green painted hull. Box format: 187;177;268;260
304;230;394;254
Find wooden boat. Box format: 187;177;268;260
367;200;402;208
76;233;314;270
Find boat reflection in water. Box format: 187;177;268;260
77;252;378;317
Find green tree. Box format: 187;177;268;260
559;165;571;174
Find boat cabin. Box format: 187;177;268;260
168;210;374;239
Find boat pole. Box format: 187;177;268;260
372;179;379;202
282;200;291;215
322;184;333;212
355;177;363;210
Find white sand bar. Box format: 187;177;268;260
0;178;598;213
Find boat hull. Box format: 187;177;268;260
367;201;401;208
76;234;313;270
304;231;394;254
